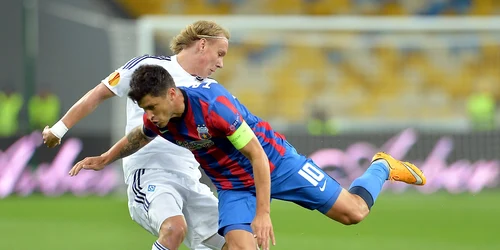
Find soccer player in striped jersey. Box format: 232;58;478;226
43;21;230;250
70;65;427;250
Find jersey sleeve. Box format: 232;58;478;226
102;55;153;97
142;113;159;139
101;66;132;97
208;89;254;150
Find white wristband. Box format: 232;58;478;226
51;120;69;139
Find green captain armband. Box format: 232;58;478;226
227;121;254;150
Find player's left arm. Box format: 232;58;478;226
208;93;272;216
228;121;271;215
68;125;153;176
208;91;275;248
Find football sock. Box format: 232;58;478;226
152;240;170;250
348;159;389;209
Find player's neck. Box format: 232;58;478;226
177;51;202;77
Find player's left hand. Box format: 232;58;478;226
69;155;108;176
251;212;276;250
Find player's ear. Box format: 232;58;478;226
167;87;176;100
199;38;206;52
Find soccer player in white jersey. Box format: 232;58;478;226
42;21;230;250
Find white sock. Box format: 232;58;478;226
152;240;169;250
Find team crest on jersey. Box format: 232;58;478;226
107;72;120;86
197;125;211;139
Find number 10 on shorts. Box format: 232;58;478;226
298;163;325;186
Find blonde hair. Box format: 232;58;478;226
170;20;230;54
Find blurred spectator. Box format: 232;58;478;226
307;106;338;136
466;80;496;131
0;88;23;137
418;0;471;15
28;89;61;131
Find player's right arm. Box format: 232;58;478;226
68;125;153;176
42;83;116;147
43;64;132;147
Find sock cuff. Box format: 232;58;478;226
153;241;169;250
349;186;374;209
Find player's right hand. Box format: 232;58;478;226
69;155;108;176
42;126;61;148
251;212;276;250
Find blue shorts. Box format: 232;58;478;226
217;147;342;235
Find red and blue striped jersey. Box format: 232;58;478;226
142;80;289;190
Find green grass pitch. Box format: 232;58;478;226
1;191;499;250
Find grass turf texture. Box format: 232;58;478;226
0;192;498;250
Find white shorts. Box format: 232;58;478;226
127;168;219;249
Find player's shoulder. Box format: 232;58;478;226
182;78;230;99
119;54;173;72
202;78;227;92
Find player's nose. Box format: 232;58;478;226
146;111;154;120
217;59;223;68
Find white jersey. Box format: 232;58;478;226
102;55;202;184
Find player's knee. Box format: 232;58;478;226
343;204;369;225
344;210;367;225
158;217;187;246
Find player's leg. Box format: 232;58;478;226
127;169;189;250
149;195;187;250
271;159;373;224
324;152;426;224
217;189;258;250
271;152;426;225
182;176;226;250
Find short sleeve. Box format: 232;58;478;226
101;66;132;97
208;95;244;137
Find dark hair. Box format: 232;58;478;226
128;64;176;103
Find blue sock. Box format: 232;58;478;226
348;160;390;209
152;241;169;250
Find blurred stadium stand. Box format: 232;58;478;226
114;0;500;16
109;0;500;133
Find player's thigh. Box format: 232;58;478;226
217;189;256;236
225;229;257;250
271;159;342;214
127;169;185;236
148;193;186;235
